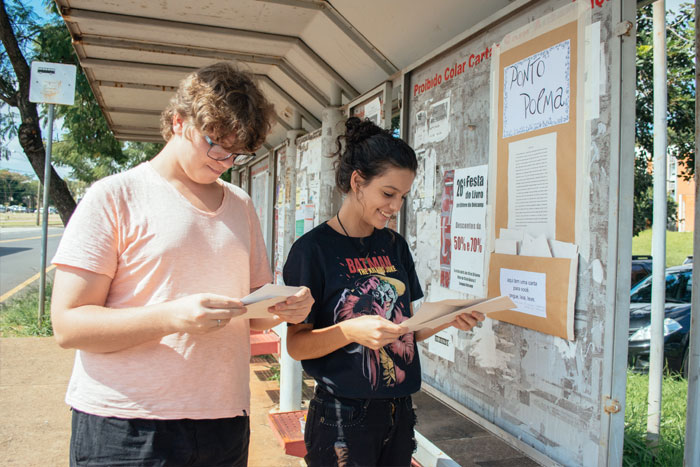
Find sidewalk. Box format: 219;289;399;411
0;337;542;467
0;337;302;466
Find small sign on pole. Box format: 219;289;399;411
29;62;76;106
29;61;76;324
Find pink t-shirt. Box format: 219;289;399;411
52;162;272;419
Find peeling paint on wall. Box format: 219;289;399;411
470;320;513;374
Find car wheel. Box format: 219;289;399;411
682;346;689;379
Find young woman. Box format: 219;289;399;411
51;62;313;466
283;117;484;466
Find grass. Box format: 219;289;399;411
0;213;63;228
623;371;687;466
0;283;53;337
632;229;693;267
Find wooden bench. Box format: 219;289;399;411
250;330;280;356
267;410;307;458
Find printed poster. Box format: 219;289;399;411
427;327;457;362
439;170;455;288
428;97;450;142
449;165;488;296
507;132;557;239
414;111;427;148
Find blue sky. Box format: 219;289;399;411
0;0;693;180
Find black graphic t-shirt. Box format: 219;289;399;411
283;222;424;399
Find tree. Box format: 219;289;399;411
0;0;163;221
633;3;693;235
0;0;75;223
0;169;38;208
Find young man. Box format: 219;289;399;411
51;62;313;466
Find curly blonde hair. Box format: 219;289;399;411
160;62;274;152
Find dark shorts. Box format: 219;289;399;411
69;409;250;467
303;386;417;467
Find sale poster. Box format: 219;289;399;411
439;170;455;288
449;165;488;296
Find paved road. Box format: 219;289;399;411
0;227;64;298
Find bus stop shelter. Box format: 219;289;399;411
55;1;653;465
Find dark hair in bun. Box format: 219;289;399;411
334;117;418;193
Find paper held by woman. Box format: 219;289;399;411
403;296;516;331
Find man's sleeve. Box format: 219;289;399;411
52;181;119;278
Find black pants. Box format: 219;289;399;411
303;386;417;467
69;409;250;466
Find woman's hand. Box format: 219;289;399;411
448;310;485;331
167;293;247;333
268;287;315;324
341;315;407;350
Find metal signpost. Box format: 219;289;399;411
28;61;76;324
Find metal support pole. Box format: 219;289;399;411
36;181;41;226
647;0;667;444
38;103;54;324
278;119;306;413
684;0;700;463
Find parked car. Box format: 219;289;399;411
628;263;692;377
631;255;653;287
0;205;6;213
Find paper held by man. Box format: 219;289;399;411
237;284;304;319
404;296;516;332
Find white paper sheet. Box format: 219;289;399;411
365;97;381;125
449;165;488;296
423;148;436;208
414;111;427;147
520;233;552;258
584;22;601;120
549;239;578;259
237;284;304;319
404;295;515;332
502;40;571;138
428;97;450;142
499;268;546;318
495;238;518;255
507;132;557;239
428;327;457;362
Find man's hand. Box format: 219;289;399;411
167;293;247;333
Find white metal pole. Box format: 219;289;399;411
38;103;54;324
278;119;305;413
647;0;667;444
683;0;700;463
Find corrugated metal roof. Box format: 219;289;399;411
56;0;516;149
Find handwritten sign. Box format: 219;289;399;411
502;40;570;138
449;165;488;296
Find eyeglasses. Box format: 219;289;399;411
203;135;255;165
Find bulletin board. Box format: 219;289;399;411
487;5;581;340
347;81;392;130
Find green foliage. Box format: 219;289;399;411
0;282;53;337
633;3;694;236
0;169;39;207
0;0;41;139
623;371;687;466
1;0;162;184
631;229;694;267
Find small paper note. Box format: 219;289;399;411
237;284;304;319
